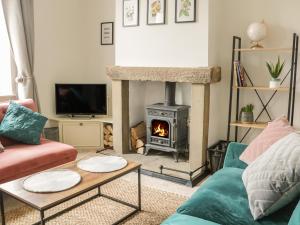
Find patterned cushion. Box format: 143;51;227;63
242;132;300;220
239;116;294;164
0;102;47;145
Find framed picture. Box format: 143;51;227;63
175;0;196;23
123;0;139;27
101;22;114;45
147;0;166;25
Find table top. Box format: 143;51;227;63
0;160;141;210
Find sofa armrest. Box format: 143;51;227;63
288;201;300;225
223;142;248;169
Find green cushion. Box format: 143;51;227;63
161;213;220;225
288;201;300;225
177;167;297;225
223;142;248;169
0;102;47;145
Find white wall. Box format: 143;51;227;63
34;0;115;120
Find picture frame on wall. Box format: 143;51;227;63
101;22;114;45
175;0;196;23
123;0;139;27
147;0;166;25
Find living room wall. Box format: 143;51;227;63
34;0;115;120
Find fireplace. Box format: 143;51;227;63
145;82;190;161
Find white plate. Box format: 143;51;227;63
77;156;128;173
23;169;81;193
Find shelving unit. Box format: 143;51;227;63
227;34;299;143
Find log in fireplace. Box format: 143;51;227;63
145;82;190;161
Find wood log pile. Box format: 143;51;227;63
103;124;113;148
131;122;146;154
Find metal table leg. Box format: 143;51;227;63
138;168;141;211
40;210;45;225
0;192;5;225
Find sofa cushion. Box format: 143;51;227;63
239;117;294;164
161;213;220;225
0;139;77;184
177;167;297;225
0;102;47;145
243;132;300;220
0;99;38;147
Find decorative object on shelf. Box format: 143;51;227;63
77;156;128;173
175;0;196;23
147;0;166;25
101;22;114;45
240;104;254;123
123;0;139;27
234;60;247;87
23;169;81;193
266;57;285;88
247;20;267;49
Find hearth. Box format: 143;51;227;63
145;82;190;161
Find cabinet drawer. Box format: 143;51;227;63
62;122;101;147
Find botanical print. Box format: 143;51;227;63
151;0;162;17
125;4;134;21
176;0;195;23
179;0;192;17
148;0;165;25
123;0;139;27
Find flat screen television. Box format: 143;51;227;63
55;84;107;115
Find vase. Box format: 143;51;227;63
240;112;254;123
269;79;281;88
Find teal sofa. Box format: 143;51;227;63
161;142;300;225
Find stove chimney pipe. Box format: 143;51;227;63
164;82;176;106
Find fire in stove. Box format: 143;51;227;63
152;120;169;138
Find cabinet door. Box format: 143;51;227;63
62;122;101;147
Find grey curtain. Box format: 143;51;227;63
1;0;40;111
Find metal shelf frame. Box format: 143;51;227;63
227;34;299;143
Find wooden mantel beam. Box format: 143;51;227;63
107;66;221;84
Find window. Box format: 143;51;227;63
0;2;15;98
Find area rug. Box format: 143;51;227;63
5;178;187;225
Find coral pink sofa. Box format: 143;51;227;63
0;99;77;184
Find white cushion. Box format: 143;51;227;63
242;132;300;220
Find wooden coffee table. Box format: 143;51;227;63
0;160;141;225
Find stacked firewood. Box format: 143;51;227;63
131;122;146;154
103;124;113;148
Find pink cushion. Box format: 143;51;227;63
239;117;295;164
0;99;38;146
0;139;77;184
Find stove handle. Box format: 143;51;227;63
172;123;176;143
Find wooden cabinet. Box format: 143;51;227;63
62;122;102;147
50;117;113;150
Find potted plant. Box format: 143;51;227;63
266;57;285;88
240;104;254;123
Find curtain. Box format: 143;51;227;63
1;0;40;111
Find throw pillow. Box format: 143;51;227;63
242;132;300;220
0;102;47;145
239;116;294;164
0;141;4;152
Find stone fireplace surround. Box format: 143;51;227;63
107;66;221;174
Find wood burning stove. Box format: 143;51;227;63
145;82;190;161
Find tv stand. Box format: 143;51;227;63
49;116;113;150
